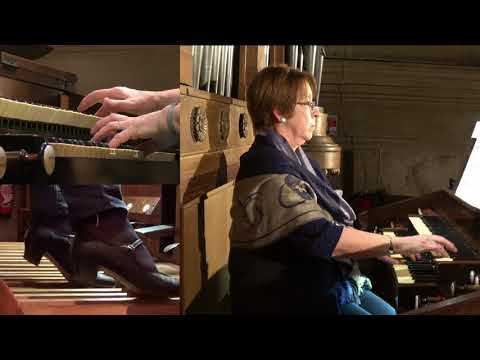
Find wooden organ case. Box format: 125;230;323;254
180;46;284;314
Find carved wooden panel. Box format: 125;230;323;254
179;85;252;205
207;101;231;152
204;181;234;278
180;89;210;155
180;197;202;313
180;182;235;314
180;146;250;205
231;99;255;147
179;49;260;312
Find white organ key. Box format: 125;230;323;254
12;101;26;119
22;104;35;122
0;97;97;129
0;99;5;116
393;264;414;284
408;216;453;260
397;276;415;285
393;264;409;271
37;104;55;124
1;98;14;118
408;216;432;235
48;108;62;125
48;143;149;161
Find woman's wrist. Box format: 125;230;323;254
152;89;180;110
152;106;179;149
385;235;396;255
166;103;179;135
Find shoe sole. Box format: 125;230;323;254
42;252;75;282
99;266;178;298
43;253;115;288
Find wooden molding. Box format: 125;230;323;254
270;46;285;65
238;46;269;100
180;46;193;86
402;289;480;315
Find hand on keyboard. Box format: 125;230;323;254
89;111;164;148
78;86;179;116
377;255;401;265
79;87;180;149
393;234;458;261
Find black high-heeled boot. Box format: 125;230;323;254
24;219;116;288
72;209;179;297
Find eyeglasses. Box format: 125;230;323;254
296;101;316;112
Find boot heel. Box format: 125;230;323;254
23;246;44;266
73;258;98;286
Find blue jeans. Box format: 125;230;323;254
339;290;396;315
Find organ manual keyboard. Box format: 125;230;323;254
360;191;480;314
360;191;480;316
359;122;480;314
0;97;179;184
0;51;178;184
371;202;480;312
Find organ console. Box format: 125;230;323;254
0;47;180;314
360;190;480;314
359;125;480;314
0;51;178;184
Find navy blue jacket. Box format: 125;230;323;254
229;135;350;315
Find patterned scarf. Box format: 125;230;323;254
257;128;356;226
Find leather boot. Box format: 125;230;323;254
24;217;115;287
72;208;179;297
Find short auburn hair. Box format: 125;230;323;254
246;64;317;131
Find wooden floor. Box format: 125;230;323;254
0;242;180;315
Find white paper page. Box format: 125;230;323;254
472;121;480;139
455;138;480;209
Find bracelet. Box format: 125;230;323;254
385;235;395;255
166;103;178;136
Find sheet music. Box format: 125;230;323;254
455;121;480;209
472;121;480;139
